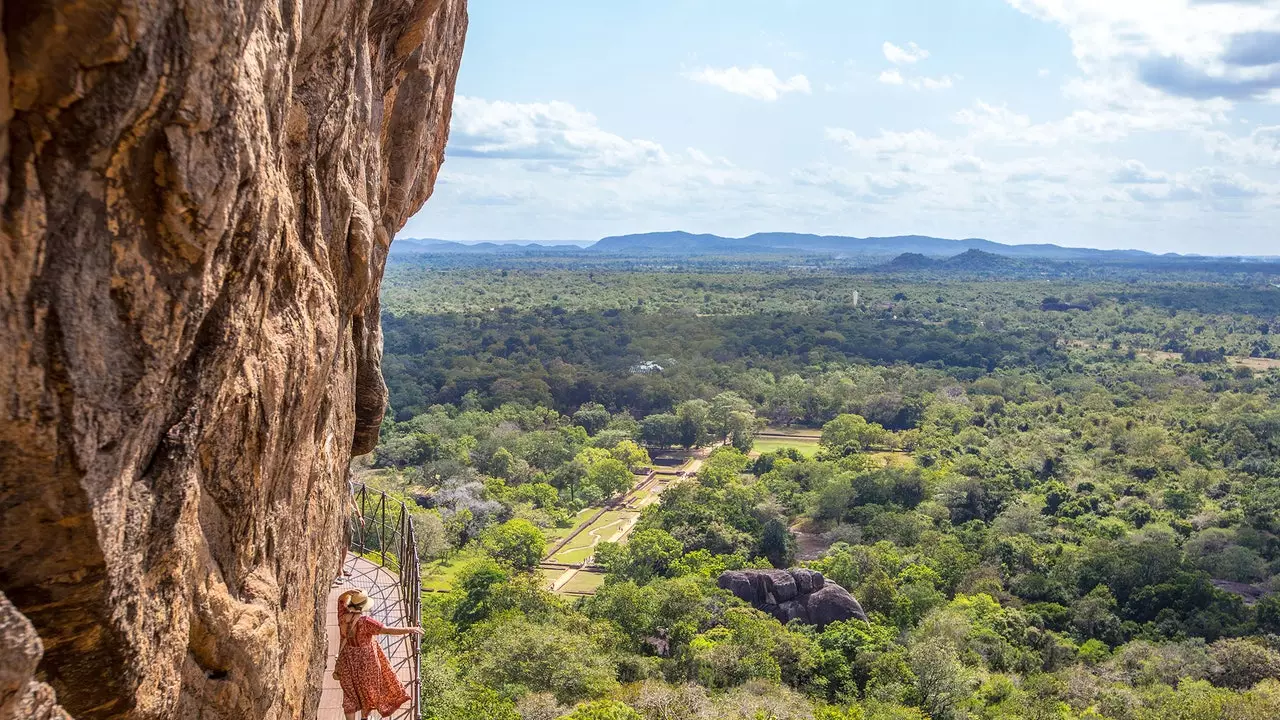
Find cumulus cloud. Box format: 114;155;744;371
1202;125;1280;165
880;69;956;90
1140;55;1280;101
883;41;930;64
1223;31;1280;67
915;75;957;90
1005;0;1280;102
1111;160;1169;183
449;96;668;174
878;69;905;85
686;66;812;101
825;128;949;158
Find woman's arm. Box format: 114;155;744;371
378;625;424;636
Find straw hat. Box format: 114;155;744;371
344;589;372;612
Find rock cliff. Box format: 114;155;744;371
717;569;869;628
0;0;467;718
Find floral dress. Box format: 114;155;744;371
336;606;410;716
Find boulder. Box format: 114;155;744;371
762;569;799;602
790;568;825;594
717;568;863;629
748;572;770;604
777;600;810;624
717;571;757;604
804;584;870;627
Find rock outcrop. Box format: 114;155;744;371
718;569;869;628
0;593;70;720
0;1;467;718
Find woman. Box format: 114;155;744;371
334;589;422;719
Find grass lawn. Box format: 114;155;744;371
560;572;606;595
548;510;634;564
752;436;821;457
420;546;484;592
543;508;598;549
759;426;822;438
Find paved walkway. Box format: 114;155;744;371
319;553;417;720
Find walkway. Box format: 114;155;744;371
319;552;418;720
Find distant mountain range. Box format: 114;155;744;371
391;232;1277;262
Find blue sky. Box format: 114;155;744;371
400;0;1280;254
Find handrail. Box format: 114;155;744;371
348;482;421;719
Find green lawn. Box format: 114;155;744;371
560;571;606;594
759;426;822;438
420;546;484;592
538;567;563;589
752;436;821;457
547;510;635;564
543;508;598;550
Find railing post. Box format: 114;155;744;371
378;493;387;567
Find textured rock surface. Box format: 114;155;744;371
0;593;71;720
717;568;867;627
0;1;467;718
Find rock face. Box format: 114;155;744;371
718;569;869;628
0;1;467;718
0;593;71;720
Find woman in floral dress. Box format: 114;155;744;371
334;589;422;719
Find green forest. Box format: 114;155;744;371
362;256;1280;720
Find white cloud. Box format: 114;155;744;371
883;41;930;65
825;128;949;158
1202;125;1280;166
878;69;905;85
1111;160;1168;184
914;75;956;90
1004;0;1280;102
1039;68;1051;77
686;66;812;101
449;96;669;174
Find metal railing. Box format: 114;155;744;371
348;482;422;719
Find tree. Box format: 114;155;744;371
640;413;682;449
610;439;651;470
907;637;974;720
557;700;641;720
451;560;511;629
586;457;633;498
821;414;889;456
596;529;683;584
759;517;795;569
709;392;755;440
1208;638;1280;690
573;403;612;436
675;399;711;448
467;617;620;704
577;448;634;498
727;410;757;453
481;519;545;571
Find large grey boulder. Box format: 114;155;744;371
762;569;799;602
717;568;864;628
789;568;825;594
717;571;758;604
804;583;869;627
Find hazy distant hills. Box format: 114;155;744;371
587;231;1155;260
391;239;583;254
392;232;1276;262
